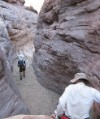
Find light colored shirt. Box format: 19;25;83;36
18;53;25;60
55;82;100;119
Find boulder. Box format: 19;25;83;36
4;115;52;119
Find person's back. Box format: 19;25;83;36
18;59;26;67
17;52;26;67
54;73;100;119
63;82;95;119
17;53;26;80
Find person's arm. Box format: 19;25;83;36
54;87;68;119
55;102;64;119
93;88;100;103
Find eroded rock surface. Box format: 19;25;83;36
0;0;38;118
0;49;29;119
33;0;100;118
0;0;37;52
4;115;52;119
2;0;25;5
34;0;100;94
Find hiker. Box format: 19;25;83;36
52;73;100;119
17;53;26;80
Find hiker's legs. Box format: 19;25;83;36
23;70;25;77
19;67;22;80
20;72;22;80
23;66;26;77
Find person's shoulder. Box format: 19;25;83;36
65;84;73;91
86;86;99;94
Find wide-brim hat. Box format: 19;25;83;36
70;73;87;83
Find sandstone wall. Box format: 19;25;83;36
0;0;37;51
1;0;25;5
4;115;52;119
0;49;30;118
0;0;38;118
33;0;100;118
0;20;29;117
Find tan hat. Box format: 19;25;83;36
70;73;87;83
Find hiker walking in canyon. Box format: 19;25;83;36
17;52;26;80
52;73;100;119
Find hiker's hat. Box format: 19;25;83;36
18;54;24;60
70;73;87;83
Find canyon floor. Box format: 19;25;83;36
12;58;60;115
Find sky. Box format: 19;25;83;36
24;0;44;13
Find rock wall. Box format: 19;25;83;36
0;0;37;52
0;19;29;117
4;115;52;119
2;0;25;5
0;0;38;118
33;0;100;118
0;49;29;118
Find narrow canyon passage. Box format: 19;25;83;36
12;59;60;115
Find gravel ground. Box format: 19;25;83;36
12;60;60;116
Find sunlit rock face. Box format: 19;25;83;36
0;0;38;63
0;0;38;51
33;0;100;117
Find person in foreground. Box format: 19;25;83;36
52;73;100;119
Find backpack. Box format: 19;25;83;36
18;59;25;67
61;115;69;119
